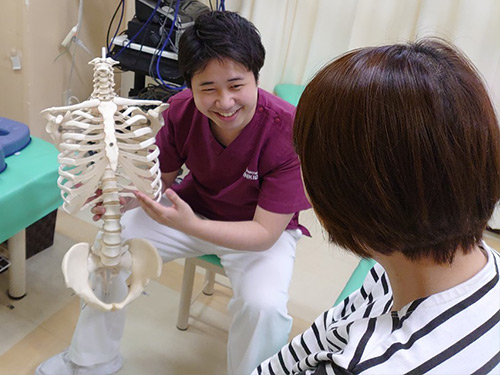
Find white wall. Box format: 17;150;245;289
0;0;121;141
226;0;500;112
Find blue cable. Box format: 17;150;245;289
155;0;186;90
110;0;162;59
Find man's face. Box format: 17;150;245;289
191;58;258;144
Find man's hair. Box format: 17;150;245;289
294;38;500;263
178;11;265;87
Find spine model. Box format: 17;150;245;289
41;49;169;311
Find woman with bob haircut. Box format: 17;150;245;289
254;39;500;374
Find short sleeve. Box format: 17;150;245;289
258;149;310;214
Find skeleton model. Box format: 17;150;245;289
41;49;169;311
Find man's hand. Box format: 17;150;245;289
135;188;294;252
134;188;199;233
88;189;131;221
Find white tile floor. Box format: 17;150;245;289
0;207;361;375
2;208;498;374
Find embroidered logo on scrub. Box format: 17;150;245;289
243;168;258;180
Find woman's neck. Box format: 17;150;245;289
375;245;488;311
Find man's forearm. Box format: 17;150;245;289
186;218;279;251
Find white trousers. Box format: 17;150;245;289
68;200;301;375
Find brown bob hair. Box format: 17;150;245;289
294;39;500;263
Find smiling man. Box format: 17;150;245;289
36;11;310;375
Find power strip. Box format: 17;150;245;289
112;35;178;61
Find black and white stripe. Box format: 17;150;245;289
254;243;500;375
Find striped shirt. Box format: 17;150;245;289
254;242;500;375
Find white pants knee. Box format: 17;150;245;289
67;199;301;374
221;236;299;374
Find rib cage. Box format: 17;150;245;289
55;105;163;215
45;52;167;215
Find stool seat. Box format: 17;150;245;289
197;253;222;267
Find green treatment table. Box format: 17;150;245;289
0;137;61;298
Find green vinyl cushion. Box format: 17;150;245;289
334;258;376;306
274;84;306;107
0;137;62;243
198;254;222;268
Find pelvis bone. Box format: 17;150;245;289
42;48;169;311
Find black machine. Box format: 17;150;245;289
109;0;210;96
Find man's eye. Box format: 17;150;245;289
232;84;243;89
202;88;215;92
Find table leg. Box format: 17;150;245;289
8;229;26;299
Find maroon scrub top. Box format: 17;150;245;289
156;88;310;234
